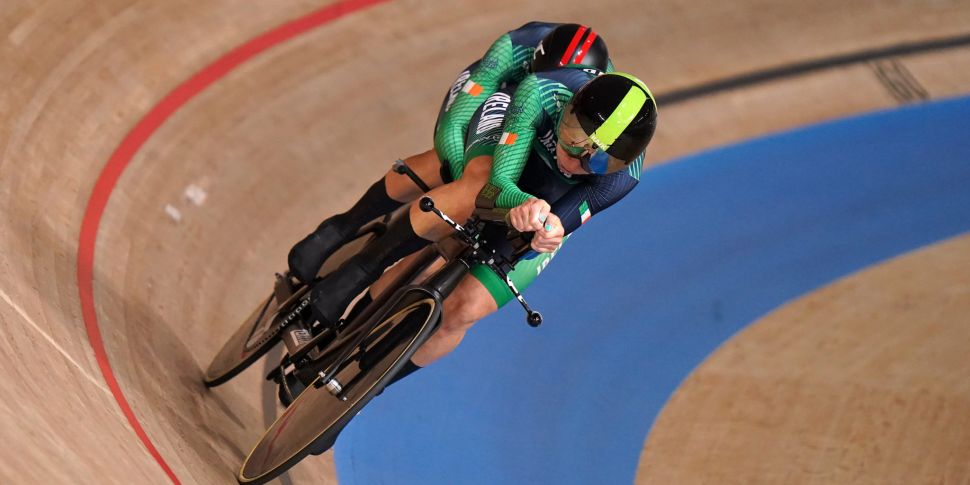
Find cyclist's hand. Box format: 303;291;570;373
509;198;551;233
532;212;564;253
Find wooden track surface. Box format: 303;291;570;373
638;234;970;484
2;1;969;483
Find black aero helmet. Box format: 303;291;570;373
557;72;658;174
532;24;609;73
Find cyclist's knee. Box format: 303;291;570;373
461;155;493;185
441;298;484;333
385;150;444;200
409;149;444;173
441;278;496;332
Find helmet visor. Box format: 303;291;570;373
557;105;629;175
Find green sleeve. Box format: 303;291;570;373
433;34;518;180
487;75;544;208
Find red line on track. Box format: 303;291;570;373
76;1;391;482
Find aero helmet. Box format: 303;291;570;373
532;24;609;73
557;72;657;174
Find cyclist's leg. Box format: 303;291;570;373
287;149;447;285
367;250;446;300
408;153;493;239
305;151;495;324
399;89;512;356
405;86;511;239
405;85;512;238
305;87;502;325
384;149;447;202
410;238;568;367
286;62;476;285
410;274;496;367
337;250;445;327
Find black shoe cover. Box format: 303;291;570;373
309;260;376;327
288;220;350;284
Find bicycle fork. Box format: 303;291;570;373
312;258;468;400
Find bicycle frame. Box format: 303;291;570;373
308;196;542;395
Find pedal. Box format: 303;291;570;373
266;365;284;383
265;355;291;382
278;371;307;408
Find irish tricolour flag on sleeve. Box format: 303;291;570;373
579;200;591;224
462;81;484;96
499;132;517;145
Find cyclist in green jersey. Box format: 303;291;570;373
287;23;610;284
303;71;657;389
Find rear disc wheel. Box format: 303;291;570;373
238;291;440;484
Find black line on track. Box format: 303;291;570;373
872;59;930;104
656;32;970;105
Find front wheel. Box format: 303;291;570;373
238;290;441;484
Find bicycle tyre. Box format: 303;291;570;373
237;289;441;484
203;225;381;387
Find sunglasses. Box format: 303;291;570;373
558;139;611;174
558;110;627;174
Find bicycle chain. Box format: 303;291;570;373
250;296;311;349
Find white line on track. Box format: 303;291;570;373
0;287;111;395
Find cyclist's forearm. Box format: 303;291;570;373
487;75;543;208
550;167;640;236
